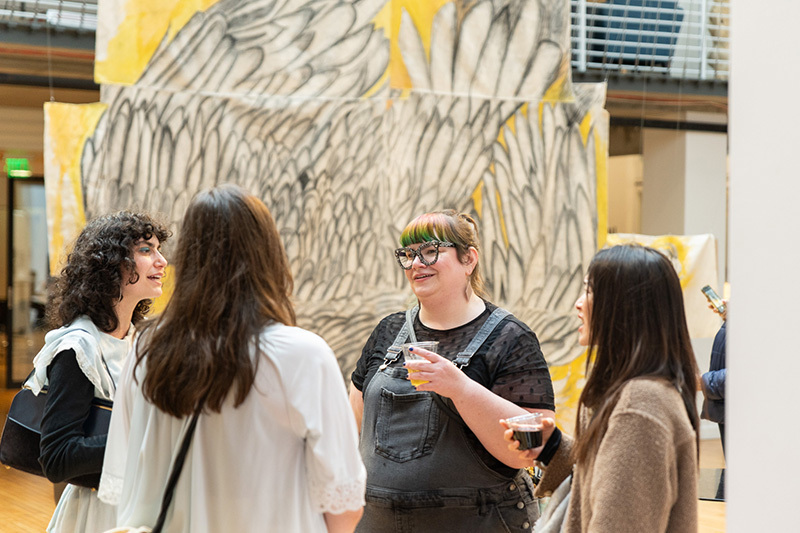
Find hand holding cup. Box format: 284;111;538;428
403;343;468;398
402;341;439;386
501;415;557;462
504;412;544;450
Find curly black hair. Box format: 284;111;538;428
46;211;172;333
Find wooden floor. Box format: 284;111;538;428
0;388;726;532
1;388;56;532
698;438;726;532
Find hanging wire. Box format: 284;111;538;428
46;13;55;102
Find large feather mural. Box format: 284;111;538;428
44;0;609;431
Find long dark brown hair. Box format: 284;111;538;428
47;211;170;332
135;185;296;416
574;244;699;465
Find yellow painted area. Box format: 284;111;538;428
497;108;522;152
380;0;451;89
541;65;573;103
649;236;693;289
150;265;175;314
471;181;484;217
594;126;608;249
579;113;592;146
96;0;220;85
606;234;693;289
363;70;390;99
496;118;511;151
373;2;393;40
494;190;509;249
497;104;530;152
549;349;590;432
536;101;549;132
44;102;107;274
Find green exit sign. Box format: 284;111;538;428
5;158;32;178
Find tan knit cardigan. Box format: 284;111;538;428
534;377;698;532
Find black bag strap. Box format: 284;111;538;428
151;408;202;533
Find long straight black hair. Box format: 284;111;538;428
574;244;700;465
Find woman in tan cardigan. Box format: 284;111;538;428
506;244;700;532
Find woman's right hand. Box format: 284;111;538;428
500;417;557;463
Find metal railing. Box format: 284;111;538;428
571;0;730;81
2;0;730;82
0;0;97;32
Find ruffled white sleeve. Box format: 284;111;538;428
97;347;137;505
288;333;366;514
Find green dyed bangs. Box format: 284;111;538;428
400;212;456;246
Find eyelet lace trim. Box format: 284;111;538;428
97;473;124;506
310;477;366;514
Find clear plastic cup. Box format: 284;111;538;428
505;412;544;450
402;341;439;387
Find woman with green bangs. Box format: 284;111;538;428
349;209;556;532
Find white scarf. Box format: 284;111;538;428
26;316;133;401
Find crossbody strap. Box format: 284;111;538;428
151;408;202;533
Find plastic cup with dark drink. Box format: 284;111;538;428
505;412;544;450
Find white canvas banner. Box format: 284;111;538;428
607;233;722;339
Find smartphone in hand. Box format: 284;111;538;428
701;285;726;314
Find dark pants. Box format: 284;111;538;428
356;480;537;533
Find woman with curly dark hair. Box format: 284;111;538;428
26;211;170;533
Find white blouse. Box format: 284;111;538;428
99;323;366;532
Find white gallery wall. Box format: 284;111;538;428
728;0;800;529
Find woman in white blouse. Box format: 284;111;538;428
98;185;366;532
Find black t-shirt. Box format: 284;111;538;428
352;301;555;409
352;302;555;477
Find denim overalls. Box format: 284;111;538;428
356;306;539;532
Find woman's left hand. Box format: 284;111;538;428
404;346;469;399
500;417;557;463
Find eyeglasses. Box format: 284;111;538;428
394;240;456;270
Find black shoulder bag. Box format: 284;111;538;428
0;355;115;486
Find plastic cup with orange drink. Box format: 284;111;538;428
402;341;439;387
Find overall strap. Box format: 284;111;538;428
379;305;419;370
404;306;419;344
452;307;511;368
